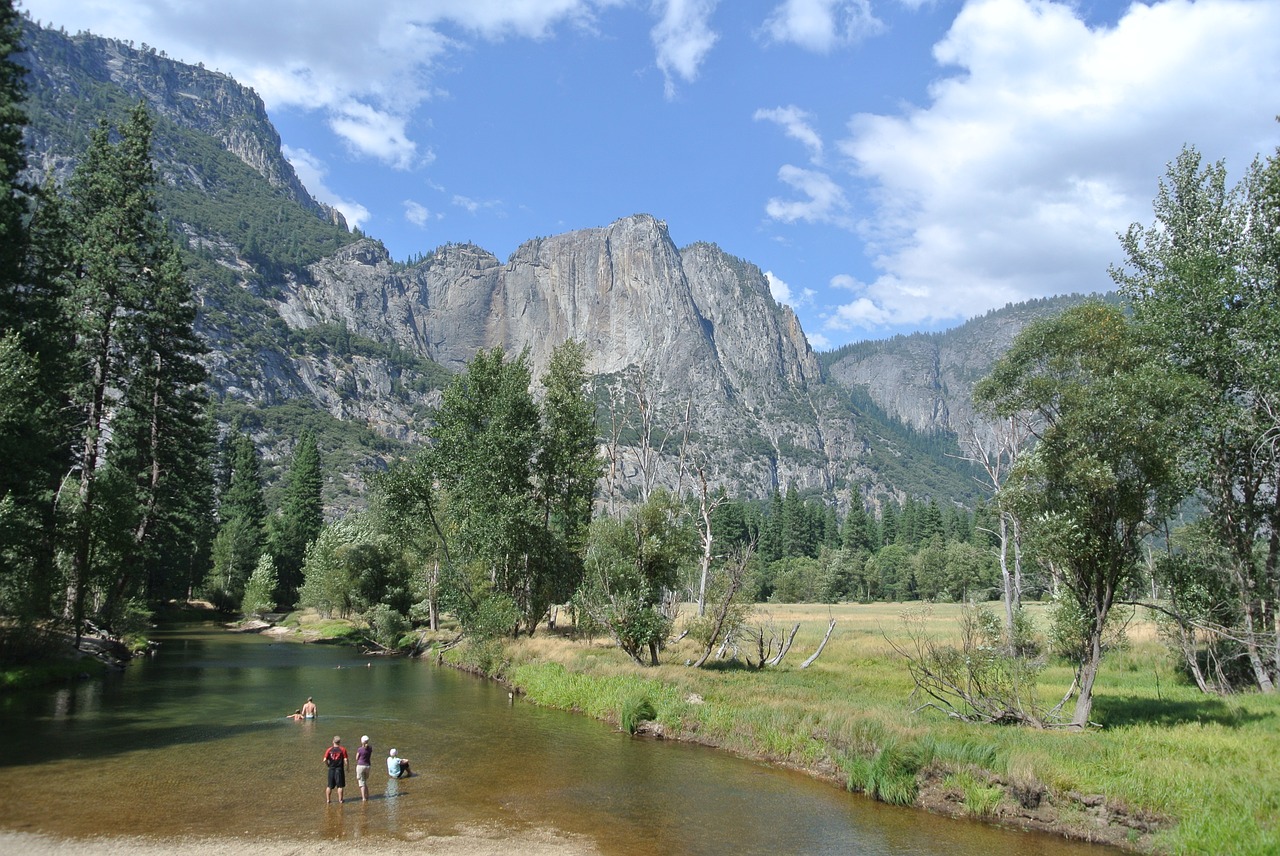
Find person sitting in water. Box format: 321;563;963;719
387;748;411;778
288;709;305;721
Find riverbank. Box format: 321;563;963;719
434;603;1278;856
0;828;600;856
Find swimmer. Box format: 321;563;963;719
288;709;305;721
302;697;317;718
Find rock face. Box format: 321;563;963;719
822;295;1104;436
17;21;340;225
277;217;847;500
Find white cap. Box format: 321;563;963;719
361;735;369;743
389;748;397;756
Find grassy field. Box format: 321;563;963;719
450;602;1280;855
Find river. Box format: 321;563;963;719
0;624;1125;855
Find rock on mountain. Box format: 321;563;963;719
277;214;849;500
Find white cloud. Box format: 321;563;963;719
826;0;1280;333
764;165;851;226
765;270;815;308
452;194;504;215
762;0;883;52
327;102;421;170
651;0;720;99
21;1;623;163
403;200;435;227
754;106;823;163
765;270;791;303
283;145;371;230
806;330;832;349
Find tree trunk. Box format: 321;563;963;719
429;558;439;631
998;513;1015;640
1070;626;1104;729
800;619;836;669
767;623;800;666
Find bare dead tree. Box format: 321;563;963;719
954;416;1033;642
733;616;797;669
602;379;629;519
673;397;694;502
692;543;754;668
629;366;663;503
694;467;728;617
767;622;801;666
800;618;837;669
889;606;1050;727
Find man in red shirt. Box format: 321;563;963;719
323;736;348;803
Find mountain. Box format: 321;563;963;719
14;18;1086;513
819;294;1114;437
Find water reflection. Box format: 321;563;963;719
0;624;1125;856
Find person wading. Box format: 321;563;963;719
323;736;348;804
355;735;373;802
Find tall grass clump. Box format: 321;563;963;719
843;738;929;806
620;692;657;734
944;769;1004;818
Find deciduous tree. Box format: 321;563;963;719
1113;144;1280;692
975;302;1185;728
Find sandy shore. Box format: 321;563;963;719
1;828;601;856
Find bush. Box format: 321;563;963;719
366;603;411;650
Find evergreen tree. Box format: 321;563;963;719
207;432;266;608
61;103;208;637
709;494;750;548
757;490;783;562
896;497;918;546
821;505;840;553
879;502;899;547
269;430;323;607
841;503;873;552
0;0;72;619
918;499;943;543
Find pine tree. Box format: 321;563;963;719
61;103;209;637
0;0;72;618
207;432;267;608
269;430;323;608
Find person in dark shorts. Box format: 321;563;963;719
323;736;348;803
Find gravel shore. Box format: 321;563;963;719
1;829;600;856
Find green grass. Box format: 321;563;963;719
471;602;1280;855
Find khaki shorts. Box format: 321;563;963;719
356;764;371;787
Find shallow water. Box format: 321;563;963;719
0;624;1124;855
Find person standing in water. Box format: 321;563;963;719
301;697;317;718
355;735;373;801
323;736;348;804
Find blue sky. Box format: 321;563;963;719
21;0;1280;349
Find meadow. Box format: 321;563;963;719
453;602;1280;855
